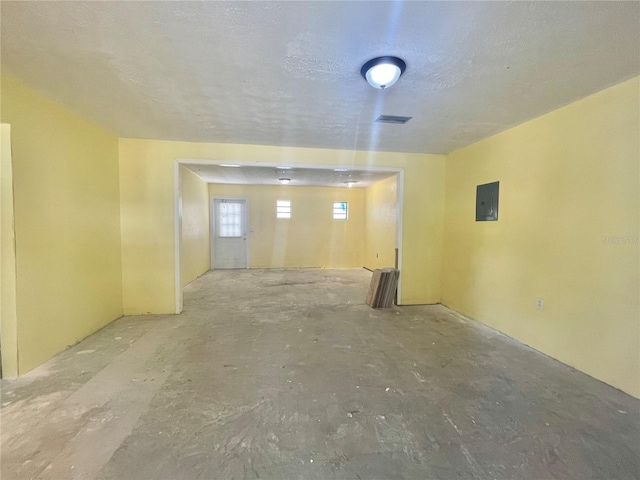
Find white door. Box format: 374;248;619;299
212;198;248;269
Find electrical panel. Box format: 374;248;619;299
476;181;499;221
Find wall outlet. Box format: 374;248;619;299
536;298;544;310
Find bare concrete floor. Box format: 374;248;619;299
2;268;639;479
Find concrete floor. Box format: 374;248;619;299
1;268;638;480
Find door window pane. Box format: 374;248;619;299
218;202;243;237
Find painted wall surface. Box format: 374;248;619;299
180;167;210;286
0;75;123;374
1;124;18;377
442;77;640;397
209;184;364;268
363;175;397;271
119;140;445;313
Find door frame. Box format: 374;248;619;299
210;196;250;270
174;159;404;314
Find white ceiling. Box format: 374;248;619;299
1;1;638;154
184;163;397;188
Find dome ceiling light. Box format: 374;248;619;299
361;56;406;90
277;168;292;185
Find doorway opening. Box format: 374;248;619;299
174;160;404;314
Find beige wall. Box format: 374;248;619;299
0;75;123;374
209;184;364;268
1;124;18;377
363;175;398;271
180;167;210;286
119;140;446;313
442;77;640;397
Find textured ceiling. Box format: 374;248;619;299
1;1;638;154
184;164;397;188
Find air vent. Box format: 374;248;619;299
375;115;412;124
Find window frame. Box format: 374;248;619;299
333;201;348;220
276;199;291;219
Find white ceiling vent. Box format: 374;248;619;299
375;115;412;125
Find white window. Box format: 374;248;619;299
277;200;291;219
218;201;243;237
333;201;348;220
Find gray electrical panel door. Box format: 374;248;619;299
476;181;499;221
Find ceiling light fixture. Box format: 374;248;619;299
279;178;291;185
345;181;356;188
220;164;241;168
361;56;406;90
334;168;349;172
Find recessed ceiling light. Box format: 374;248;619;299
345;181;356;188
279;178;291;185
361;56;406;90
220;164;241;168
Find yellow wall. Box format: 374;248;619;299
0;75;123;374
209;184;364;268
364;175;398;270
442;77;640;397
3;71;634;399
1;124;18;377
119;140;445;313
180;167;210;286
